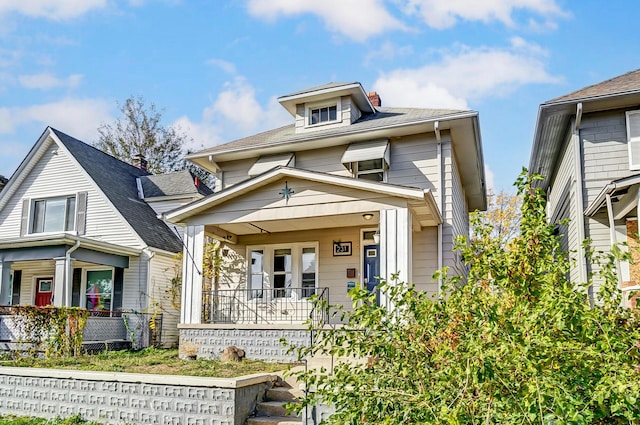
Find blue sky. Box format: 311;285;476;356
0;0;638;193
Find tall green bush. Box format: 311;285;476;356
291;171;640;424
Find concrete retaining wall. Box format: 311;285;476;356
179;325;311;362
0;367;276;425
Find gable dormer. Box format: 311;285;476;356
278;82;376;134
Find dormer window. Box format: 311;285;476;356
306;100;341;127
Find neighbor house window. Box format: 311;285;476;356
247;243;318;299
85;269;113;311
31;196;76;233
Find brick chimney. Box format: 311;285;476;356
132;154;148;171
368;91;381;107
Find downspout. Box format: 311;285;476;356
605;193;622;289
64;240;81;306
435;121;443;295
573;103;589;294
143;248;155;311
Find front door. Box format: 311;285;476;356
363;244;380;304
35;278;53;306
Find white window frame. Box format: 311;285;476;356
626;110;640;170
246;242;319;299
305;99;342;128
83;267;115;311
29;194;77;235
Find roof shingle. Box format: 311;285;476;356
546;68;640;104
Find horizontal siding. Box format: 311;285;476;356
220;158;255;189
148;252;180;347
295;145;352;176
0;142;143;249
388;133;439;192
412;227;438;295
122;256;147;311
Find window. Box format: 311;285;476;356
341;140;390;182
355;158;386;182
306;100;341;127
627;110;640;170
85;269;113;311
31;196;76;233
247;243;318;299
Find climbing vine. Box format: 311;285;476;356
11;306;89;358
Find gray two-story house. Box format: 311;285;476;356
529;69;640;305
167;82;487;360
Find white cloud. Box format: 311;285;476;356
401;0;567;29
0;0;107;20
484;164;495;195
207;59;237;75
18;72;83;90
374;38;561;109
246;0;406;42
0;98;112;141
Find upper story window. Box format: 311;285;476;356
626;110;640;170
31;196;76;233
341;139;390;183
306;100;341;127
21;191;87;237
355;158;386;182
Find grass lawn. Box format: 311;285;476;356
0;348;294;378
0;414;102;424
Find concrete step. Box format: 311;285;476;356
246;416;302;425
256;400;300;417
266;387;304;402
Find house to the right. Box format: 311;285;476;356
529;68;640;306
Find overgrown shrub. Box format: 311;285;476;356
290;171;640;424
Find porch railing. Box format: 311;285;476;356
0;306;161;351
202;287;329;325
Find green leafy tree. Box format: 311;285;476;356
291;170;640;424
96;96;188;174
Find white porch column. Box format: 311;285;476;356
181;224;205;324
379;208;413;309
53;257;69;307
0;262;11;305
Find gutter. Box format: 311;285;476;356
435;121;443;295
572;103;589;292
63;240;81;306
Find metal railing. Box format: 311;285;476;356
202;287;329;325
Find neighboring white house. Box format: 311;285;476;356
0;127;212;347
529;68;640;306
167;82;487;360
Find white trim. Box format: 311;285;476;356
305;98;342;128
165;167;438;223
245;242;319;299
626;110;640;170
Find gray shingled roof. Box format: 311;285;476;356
193;107;466;157
140;170;213;198
51;128;183;253
546;68;640;104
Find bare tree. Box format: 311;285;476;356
96;96;187;174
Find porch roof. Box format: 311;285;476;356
0;234;142;257
164;166;442;227
585;173;640;218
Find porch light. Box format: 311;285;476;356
362;213;374;220
373;230;380;244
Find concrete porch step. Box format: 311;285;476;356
256;400;300;417
266;386;304;402
246;416;302;425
